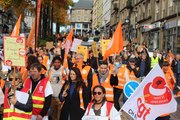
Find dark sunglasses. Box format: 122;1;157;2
9;78;19;81
93;92;102;95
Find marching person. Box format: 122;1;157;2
82;85;121;120
92;61;114;102
3;71;32;119
155;61;176;120
23;63;53;120
47;55;67;120
111;57;140;110
59;67;89;120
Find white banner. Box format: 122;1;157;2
70;38;82;52
121;64;177;120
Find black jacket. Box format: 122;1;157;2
171;59;179;73
59;81;89;120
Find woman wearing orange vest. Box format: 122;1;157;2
3;71;32;120
59;67;89;120
155;61;176;120
82;85;121;120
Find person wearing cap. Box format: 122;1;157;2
110;56;140;110
155;61;176;120
3;71;32;119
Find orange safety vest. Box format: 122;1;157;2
23;78;49;115
0;79;5;89
115;65;138;89
3;88;32;120
42;55;49;69
81;66;91;87
92;74;114;102
86;101;113;119
20;67;28;83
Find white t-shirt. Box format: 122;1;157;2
82;102;121;120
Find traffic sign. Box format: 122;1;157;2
124;81;139;98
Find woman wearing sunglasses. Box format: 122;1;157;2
59;67;89;120
82;85;121;120
3;71;32;119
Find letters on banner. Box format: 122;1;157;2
121;64;177;120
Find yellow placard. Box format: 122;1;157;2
3;36;26;67
77;45;88;62
92;42;98;57
101;39;111;56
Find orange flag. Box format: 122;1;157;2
103;21;124;60
27;0;42;49
11;15;22;36
27;20;35;49
63;29;74;68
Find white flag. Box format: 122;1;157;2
121;64;177;120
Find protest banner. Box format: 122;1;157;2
77;45;88;62
101;39;111;56
46;41;54;50
92;42;98;57
71;38;82;52
3;36;26;67
121;64;177;120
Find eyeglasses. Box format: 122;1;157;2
93;92;102;95
9;78;19;81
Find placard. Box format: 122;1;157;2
82;115;108;120
71;38;82;52
3;36;26;67
92;42;98;57
46;41;54;50
77;45;88;62
101;40;111;56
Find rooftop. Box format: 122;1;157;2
72;0;93;9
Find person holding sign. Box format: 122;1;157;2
3;71;32;119
82;85;121;120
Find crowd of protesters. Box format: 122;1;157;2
0;33;180;120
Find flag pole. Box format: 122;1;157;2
35;0;38;51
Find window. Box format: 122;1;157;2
77;16;81;21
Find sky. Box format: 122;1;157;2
73;0;79;2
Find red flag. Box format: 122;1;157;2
103;21;124;60
63;29;74;68
11;15;22;36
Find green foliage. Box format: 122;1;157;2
38;38;46;47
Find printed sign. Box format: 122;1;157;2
71;38;82;52
3;36;26;66
77;45;88;62
124;81;139;98
92;42;98;57
101;40;111;56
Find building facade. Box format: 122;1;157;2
115;0;180;53
70;0;93;36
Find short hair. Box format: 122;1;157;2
30;63;42;72
52;55;62;64
99;60;108;66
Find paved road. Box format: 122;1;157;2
120;97;180;120
170;98;180;120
